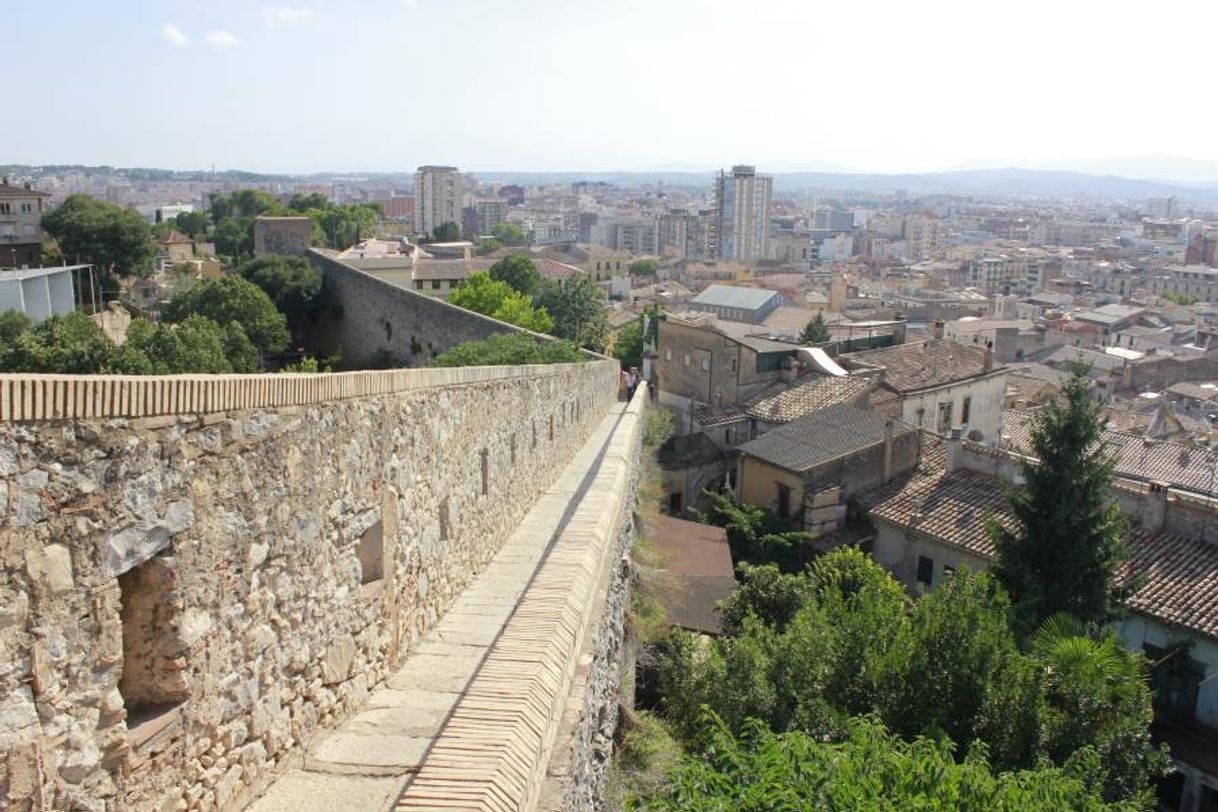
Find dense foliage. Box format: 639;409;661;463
488;254;542;297
0;309;257;374
430;332;584;367
629;258;659;276
637;714;1141;812
537;275;609;351
654;549;1165;807
694;489;810;572
991;362;1127;632
798;310;831;344
448;272;554;332
207;190;380;260
236;254;325;343
41;194;157;278
612;319;644;370
161;276;290;357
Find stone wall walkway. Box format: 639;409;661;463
245;397;640;812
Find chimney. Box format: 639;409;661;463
984;339;994;372
932;319;945;339
883;419;895;482
946;426;964;473
1143;481;1169;533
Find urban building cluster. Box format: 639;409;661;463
5;161;1218;810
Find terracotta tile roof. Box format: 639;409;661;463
1001;410;1218;496
744;373;872;423
159;229;191;245
692;402;748;428
1122;528;1218;640
737;404;914;473
842;339;998;393
867;467;1012;558
539;258;582;279
866;443;1218;639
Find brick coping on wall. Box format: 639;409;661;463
0;361;615;422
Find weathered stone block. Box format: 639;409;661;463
321;637;356;685
102;524;171;578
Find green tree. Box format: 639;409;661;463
798;310;831;344
492;221;526;246
169;210;210;240
488;254;542;296
990;362;1127;632
288;192;330;212
637;714;1131;812
431;333;583;367
717;563;812;636
162;276;290;356
629;258;659;276
41;194;157;278
136;315;233;373
612;319;644;371
314;204;378;250
237;254;325;343
879;569;1041;770
213;217;255;261
0;310;31;344
1028;615;1167;804
449;272;554;332
537;275;609;351
475;238;501;256
695;488;808;571
431;220;460;242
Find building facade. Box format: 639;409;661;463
413;166;468;237
0;178;49;268
715;165;772;262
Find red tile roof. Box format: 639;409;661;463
866;447;1218;640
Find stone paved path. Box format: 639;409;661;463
246;400;634;812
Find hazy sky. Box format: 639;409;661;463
8;0;1218;176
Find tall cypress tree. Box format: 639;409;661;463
990;363;1127;632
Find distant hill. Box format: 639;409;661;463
475;168;1218;202
7;164;1218;203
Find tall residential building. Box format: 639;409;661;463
658;208;716;259
714;165;772;262
413;166;468;237
0;178;50;268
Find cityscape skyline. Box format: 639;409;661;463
10;1;1218;177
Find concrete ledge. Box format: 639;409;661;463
0;361;614;422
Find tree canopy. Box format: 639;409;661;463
0;309;257;374
629;258;659;277
492;221;526;246
431;332;583;367
798;310;831;344
612;319;644;370
237;254;325;343
448;272;554;332
654;549;1165;806
488;254;541;297
431;221;460;242
991;362;1127;632
537;275;609;351
162;276;290;356
41;194;157;277
638;714;1138;812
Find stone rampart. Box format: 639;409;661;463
0;360;618;811
309;249;569;366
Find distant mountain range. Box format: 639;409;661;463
8;164;1218;203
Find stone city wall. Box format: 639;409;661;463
309;249;572;367
0;360;618;811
